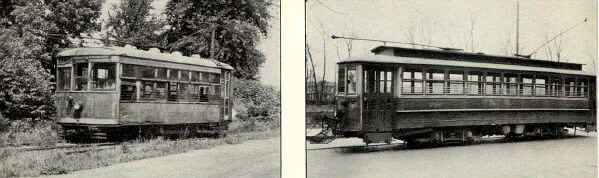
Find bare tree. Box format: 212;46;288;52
543;34;563;62
467;12;478;52
305;43;319;102
502;31;515;55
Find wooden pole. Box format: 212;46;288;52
210;28;216;59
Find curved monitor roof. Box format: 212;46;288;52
370;46;583;71
339;54;593;77
58;46;233;70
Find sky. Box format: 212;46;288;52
307;0;597;82
99;0;281;88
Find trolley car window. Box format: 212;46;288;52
402;69;422;94
189;84;200;100
347;66;357;95
191;71;200;82
521;75;533;96
156;82;168;100
214;85;221;98
140;81;155;100
378;71;386;94
379;71;384;93
201;72;210;82
550;77;562;96
466;71;483;95
565;78;576;97
57;67;71;91
122;64;135;77
364;70;368;94
426;69;444;94
168;82;178;101
577;79;587;97
211;73;220;83
485;73;501;95
157;68;167;79
338;67;345;93
504;74;518;96
386;71;392;93
181;71;190;81
199;85;209;102
535;76;548;96
141;66;155;79
177;83;188;101
91;63;116;90
120;79;136;102
74;63;88;91
169;69;179;80
448;71;464;95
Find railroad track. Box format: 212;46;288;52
307;134;588;152
12;142;119;153
8;136;212;154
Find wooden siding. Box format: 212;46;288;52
119;102;221;125
338;96;362;131
393;97;588;111
119;56;221;73
55;92;119;120
392;110;592;129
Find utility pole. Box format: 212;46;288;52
210;27;216;59
516;1;519;55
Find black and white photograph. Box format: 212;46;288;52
0;0;280;177
306;0;597;177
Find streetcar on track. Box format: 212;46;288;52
55;45;233;141
316;46;596;146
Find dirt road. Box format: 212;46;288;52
308;134;597;178
44;138;280;178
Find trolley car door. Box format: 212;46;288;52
362;67;394;143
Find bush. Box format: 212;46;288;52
232;78;280;129
0;119;61;147
0;30;55;122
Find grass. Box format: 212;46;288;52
0;129;279;177
0;119;62;147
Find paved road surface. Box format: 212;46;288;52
308;134;597;178
45;138;280;178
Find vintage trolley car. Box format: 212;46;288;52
55;46;233;140
331;46;596;145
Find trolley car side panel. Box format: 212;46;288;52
55;92;119;125
119;102;222;124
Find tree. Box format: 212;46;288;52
0;0;104;120
1;0;104;72
0;29;54;121
105;0;164;48
163;0;273;80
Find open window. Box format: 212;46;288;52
74;63;88;91
91;63;116;90
57;67;71;91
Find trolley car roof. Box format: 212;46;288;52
338;46;593;76
58;46;233;70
